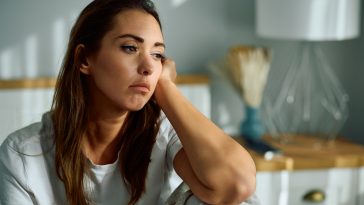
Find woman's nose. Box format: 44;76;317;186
138;54;154;76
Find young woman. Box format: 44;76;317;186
0;0;256;204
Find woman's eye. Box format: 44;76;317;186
121;45;138;53
151;53;165;61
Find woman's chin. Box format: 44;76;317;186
125;102;148;111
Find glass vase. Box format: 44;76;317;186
262;42;349;144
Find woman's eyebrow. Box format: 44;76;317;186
115;34;165;48
154;42;165;49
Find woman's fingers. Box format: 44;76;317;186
161;57;177;82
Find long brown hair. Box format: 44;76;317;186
51;0;162;204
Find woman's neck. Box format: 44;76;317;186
83;112;128;165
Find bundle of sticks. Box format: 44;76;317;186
221;45;272;108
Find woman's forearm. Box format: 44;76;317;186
154;78;256;203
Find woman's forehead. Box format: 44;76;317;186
104;9;163;43
114;10;160;32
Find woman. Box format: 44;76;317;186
0;0;256;204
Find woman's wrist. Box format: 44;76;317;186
154;78;176;104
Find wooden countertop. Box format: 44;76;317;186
236;135;364;172
0;75;209;89
0;78;57;89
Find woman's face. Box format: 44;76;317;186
83;9;165;114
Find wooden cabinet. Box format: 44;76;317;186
237;136;364;205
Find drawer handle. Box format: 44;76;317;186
302;189;326;203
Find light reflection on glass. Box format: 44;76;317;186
0;48;13;78
53;18;66;75
171;0;188;8
24;35;38;78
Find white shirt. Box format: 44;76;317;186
0;112;183;205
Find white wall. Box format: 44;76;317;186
0;0;363;143
0;0;90;77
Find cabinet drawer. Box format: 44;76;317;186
256;168;358;205
287;169;356;205
288;170;330;205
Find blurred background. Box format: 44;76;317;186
0;0;363;144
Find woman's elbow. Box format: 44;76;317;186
228;172;257;203
206;176;256;204
233;177;256;203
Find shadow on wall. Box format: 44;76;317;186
0;0;231;77
0;0;258;78
0;0;90;79
0;0;89;142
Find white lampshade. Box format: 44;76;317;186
256;0;361;41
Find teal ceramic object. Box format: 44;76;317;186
241;106;264;140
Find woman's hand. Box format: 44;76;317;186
159;57;177;84
154;57;177;103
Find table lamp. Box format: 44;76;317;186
256;0;361;142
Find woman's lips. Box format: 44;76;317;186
129;83;150;93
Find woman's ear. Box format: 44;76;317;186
74;44;91;75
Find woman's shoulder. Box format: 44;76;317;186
0;112;54;157
158;112;174;136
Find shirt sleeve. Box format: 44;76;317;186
164;119;183;172
0;138;35;204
